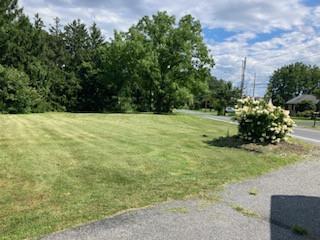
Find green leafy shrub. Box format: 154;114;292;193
296;110;314;118
235;97;295;144
0;65;41;113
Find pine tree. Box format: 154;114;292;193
48;17;66;68
34;13;45;30
64;19;90;71
0;0;21;23
89;22;104;50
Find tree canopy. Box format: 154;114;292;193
266;62;320;106
197;77;240;115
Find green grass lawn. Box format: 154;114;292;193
0;113;307;239
293;118;320;130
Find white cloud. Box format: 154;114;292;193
209;29;320;96
20;0;312;34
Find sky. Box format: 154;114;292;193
19;0;320;96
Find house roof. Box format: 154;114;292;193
286;94;319;105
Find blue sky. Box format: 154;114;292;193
20;0;320;96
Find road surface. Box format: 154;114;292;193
178;110;320;144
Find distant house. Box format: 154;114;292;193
286;94;319;115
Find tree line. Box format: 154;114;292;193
0;0;241;114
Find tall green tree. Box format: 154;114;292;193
46;17;80;111
62;19;90;110
48;17;66;68
209;77;240;115
64;19;89;72
96;32;132;111
266;62;320;106
77;23;105;111
126;11;214;112
78;23;104;112
88;22;104;50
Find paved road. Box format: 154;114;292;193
43;150;320;240
179;110;320;144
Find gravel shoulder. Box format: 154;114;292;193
43;149;320;240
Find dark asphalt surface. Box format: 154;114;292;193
292;128;320;143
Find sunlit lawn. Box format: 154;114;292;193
0;113;307;239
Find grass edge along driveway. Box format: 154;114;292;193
0;113;310;240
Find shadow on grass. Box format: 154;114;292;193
204;135;308;155
205;135;244;148
204;135;268;153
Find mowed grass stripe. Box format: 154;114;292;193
0;113;306;239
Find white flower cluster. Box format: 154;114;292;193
235;97;295;144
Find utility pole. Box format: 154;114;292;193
240;57;247;97
252;72;256;98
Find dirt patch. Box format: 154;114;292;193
205;135;311;155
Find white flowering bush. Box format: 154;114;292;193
235;97;295;144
